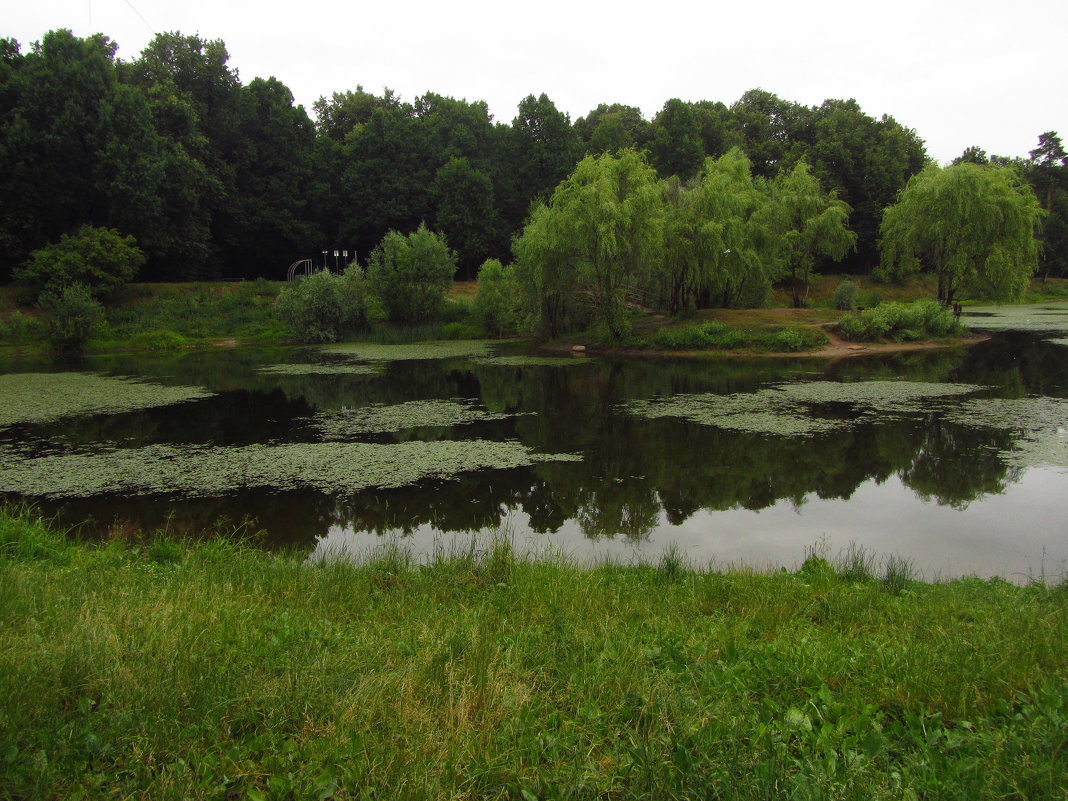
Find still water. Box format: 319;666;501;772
1;307;1066;580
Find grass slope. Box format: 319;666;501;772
1;508;1066;800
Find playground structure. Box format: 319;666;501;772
286;250;358;280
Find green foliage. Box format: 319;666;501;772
367;224;457;324
649;98;705;180
274;268;369;343
879;163;1044;303
837;300;963;342
14;225;145;300
0;311;46;346
1;511;1065;800
628;322;828;352
833;280;859;310
36;283;104;352
761;160;856;307
656;148;778;314
473;258;521;336
513;150;663;339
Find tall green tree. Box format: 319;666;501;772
339;104;434;260
761;161;856;307
657;149;777;313
121;32;245;278
728;89;813;178
649;99;705;180
500;94;580;229
221;76;319;276
312;86;401;141
430;157;497;279
879;163;1043;303
574;103;650;155
513;150;663;339
1026;131;1068;278
0;30;165;277
805;100;926;271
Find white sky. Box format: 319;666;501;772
6;0;1066;164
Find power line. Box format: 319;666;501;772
122;0;157;35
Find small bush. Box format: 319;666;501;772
837;299;962;342
772;328;807;352
474;259;522;336
833;280;859;311
37;283;104;352
125;330;189;351
368;224;457;324
440;322;485;340
275;268;369;344
0;311;46;346
14;225;145;301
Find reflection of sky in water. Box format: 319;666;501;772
314;467;1068;583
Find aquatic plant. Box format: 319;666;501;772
311;399;515;438
964;304;1068;333
322;340;499;361
0;440;582;498
472;355;592;367
622;380;985;436
256;363;381;376
0;372;214;428
944;396;1068;468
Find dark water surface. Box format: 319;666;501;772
2;319;1066;580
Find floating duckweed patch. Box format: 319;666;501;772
623;392;846;436
964;304;1068;333
473;355;592;367
0;440;582;499
256;363;381;376
944;396;1068;469
622;381;985;436
0;372;215;428
321;340;499;362
311;399;514;438
778;380;985;410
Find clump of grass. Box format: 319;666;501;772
625;322;828;352
1;510;1065;800
837;299;964;342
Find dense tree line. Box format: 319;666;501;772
1;28;1063;287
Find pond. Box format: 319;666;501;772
2;304;1067;581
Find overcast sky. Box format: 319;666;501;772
6;0;1066;164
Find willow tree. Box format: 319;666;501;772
879;163;1043;303
761;160;856;307
658;148;778;314
513;149;662;339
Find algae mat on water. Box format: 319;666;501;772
0;372;214;428
964;304;1068;333
255;363;381;376
311;399;516;438
0;440;583;498
321;340;501;361
622;380;986;436
944;396;1068;469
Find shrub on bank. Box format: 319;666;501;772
474;259;521;336
14;225;145;301
631;322;828;352
37;283;103;352
838;299;962;342
275;268;369;344
368;225;457;324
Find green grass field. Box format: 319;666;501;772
1;508;1065;799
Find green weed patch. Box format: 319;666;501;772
0;509;1065;800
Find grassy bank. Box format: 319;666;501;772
1;508;1065;800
